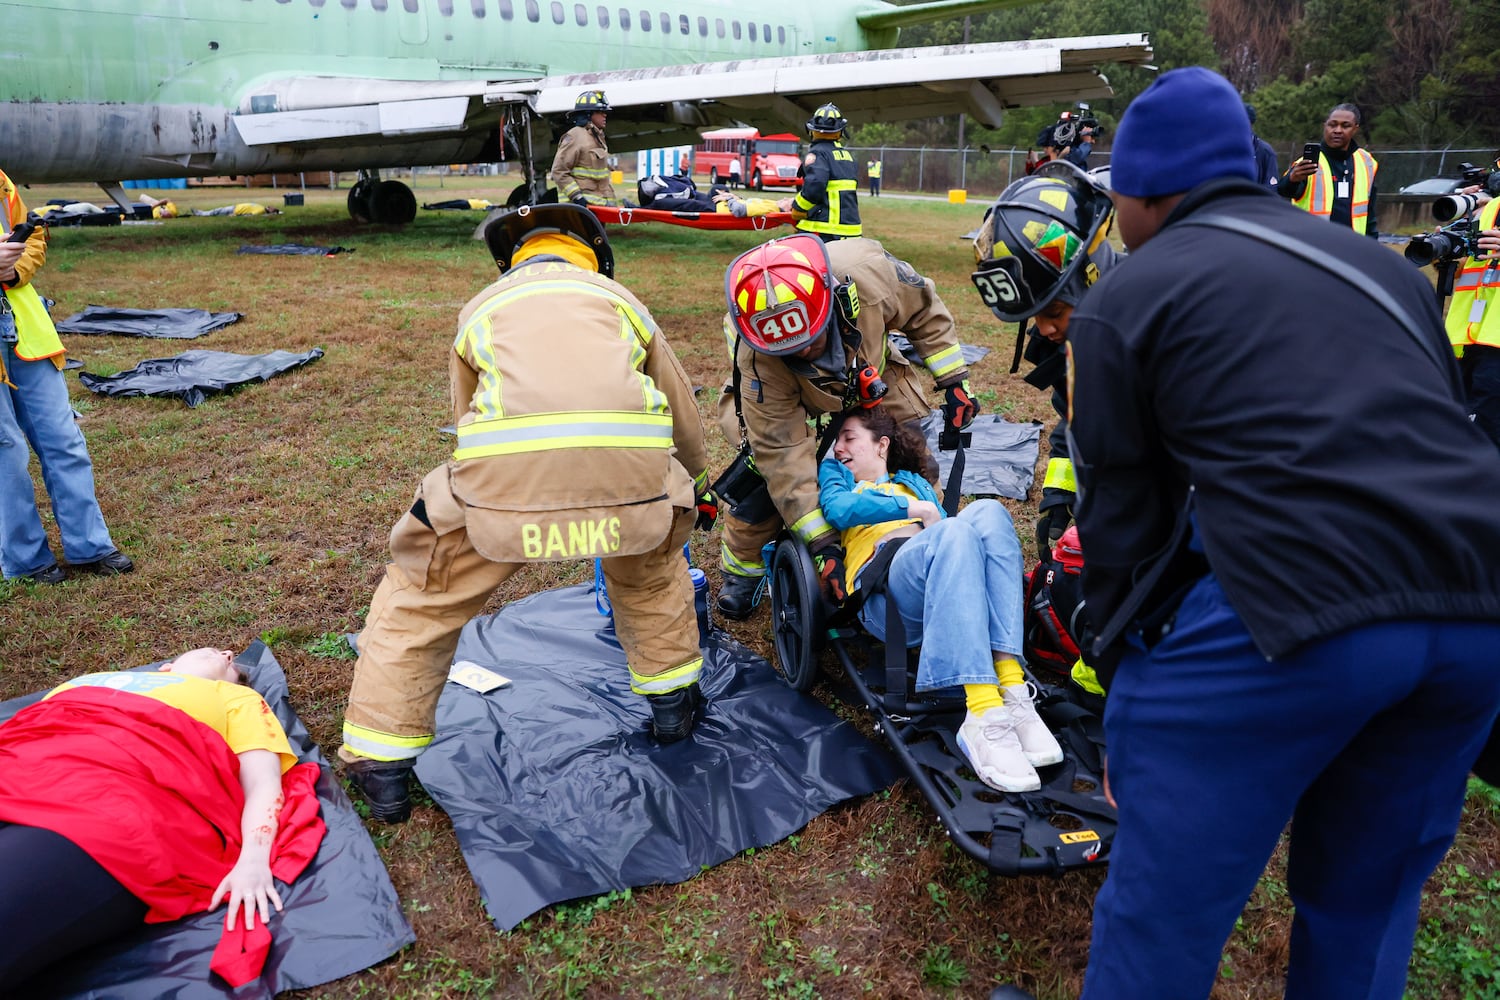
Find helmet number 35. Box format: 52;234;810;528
972;268;1021;308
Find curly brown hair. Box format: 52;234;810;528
840;405;926;477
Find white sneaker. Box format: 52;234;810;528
957;707;1041;793
1002;683;1065;767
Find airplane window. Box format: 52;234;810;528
597;5;608;26
762;23;770;41
731;20;740;39
499;0;514;18
619;8;630;27
715;17;724;38
697;15;706;35
575;3;586;24
526;0;539;19
659;12;669;32
470;0;484;14
551;1;563;22
639;9;649;30
748;21;756;41
778;25;785;43
438;0;453;13
341;0;356;9
371;0;387;10
405;0;419;12
677;13;688;34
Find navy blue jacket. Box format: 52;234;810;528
1066;177;1500;676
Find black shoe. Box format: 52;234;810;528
76;550;134;576
20;563;65;585
648;682;701;744
715;573;765;621
345;759;414;823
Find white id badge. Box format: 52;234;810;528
1337;180;1350;199
1471;299;1487;324
449;660;512;693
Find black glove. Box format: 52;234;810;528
571;194;591;208
941;380;979;433
813;544;848;604
1035;503;1074;561
694;490;719;532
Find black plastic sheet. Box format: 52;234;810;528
0;643;414;999
919;410;1041;500
236;244;354;256
415;584;899;930
56;306;243;339
79;348;324;407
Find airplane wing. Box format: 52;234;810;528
230;34;1151;158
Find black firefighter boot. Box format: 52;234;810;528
648;682;702;744
715;572;765;621
345;758;415;824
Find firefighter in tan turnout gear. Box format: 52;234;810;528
341;204;714;823
714;234;977;618
549;90;617;207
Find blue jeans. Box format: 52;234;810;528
857;499;1024;691
0;346;115;577
1081;574;1500;1000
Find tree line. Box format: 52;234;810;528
866;0;1500;158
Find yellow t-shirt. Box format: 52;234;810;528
48;672;297;773
233;203;267;216
841;479;922;585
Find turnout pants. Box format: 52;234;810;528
717;363;936;579
1081;574;1500;1000
341;468;701;764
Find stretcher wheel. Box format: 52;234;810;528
768;538;823;691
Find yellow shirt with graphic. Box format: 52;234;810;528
842;479;922;583
47;672;297;773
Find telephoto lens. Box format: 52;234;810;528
1434;192;1482;223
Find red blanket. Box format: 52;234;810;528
0;687;326;987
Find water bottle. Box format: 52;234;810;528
593;558;613;629
689;567;710;639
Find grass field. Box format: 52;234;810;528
2;180;1496;1000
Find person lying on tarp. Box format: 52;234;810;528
0;648;326;991
817;405;1062;792
192;203;281;217
137;194;180;218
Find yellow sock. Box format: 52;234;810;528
993;656;1024;689
965;683;1004;715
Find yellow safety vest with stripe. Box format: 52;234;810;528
0;170;64;370
1293;148;1377;234
867;160;882;179
794;141;862;238
1445;196;1500;356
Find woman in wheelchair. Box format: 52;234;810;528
818;406;1063;792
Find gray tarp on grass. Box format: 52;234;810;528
415;584;899;931
236;244;354;256
78;348;324;407
0;643;414;999
55;307;243;339
919;410;1042;500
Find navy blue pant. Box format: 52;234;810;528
1465;345;1500;452
1081;575;1500;1000
0;822;146;986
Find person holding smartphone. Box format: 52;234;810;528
0;167;135;584
1278;102;1381;238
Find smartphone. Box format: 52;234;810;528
1301;142;1320;163
5;222;35;243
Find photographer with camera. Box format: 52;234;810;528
1048;104;1099;169
1278;102;1380;238
1435;155;1500;449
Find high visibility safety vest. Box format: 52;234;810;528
867;160;882;179
1293;147;1377;234
794;141;862;238
1446;196;1500;355
0;168;64;366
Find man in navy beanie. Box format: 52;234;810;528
1066;66;1500;999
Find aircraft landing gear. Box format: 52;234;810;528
346;170;417;225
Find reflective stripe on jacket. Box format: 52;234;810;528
549;125;617;205
794;141;861;238
0;168;63;366
1293;148;1377;234
1446;197;1500;354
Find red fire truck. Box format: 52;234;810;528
693;128;803;190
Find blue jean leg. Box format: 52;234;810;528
859;500;1025;691
3;348;114;569
0;360;55;577
1081;575;1500;1000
